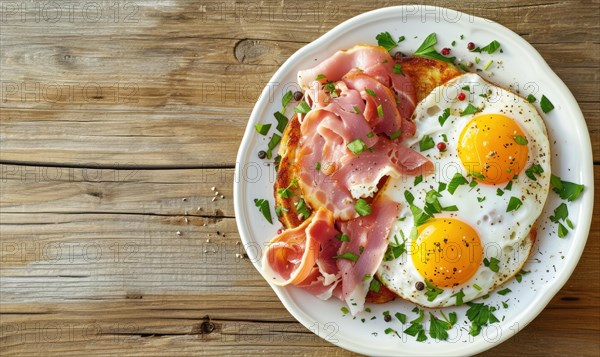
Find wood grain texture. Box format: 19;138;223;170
0;0;598;356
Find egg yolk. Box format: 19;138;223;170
457;114;529;185
411;218;483;288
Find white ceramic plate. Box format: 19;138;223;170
234;6;593;356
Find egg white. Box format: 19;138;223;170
378;73;551;307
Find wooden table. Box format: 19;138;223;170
1;1;598;355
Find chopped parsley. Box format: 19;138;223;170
393;62;404;75
341;306;349;315
506;196;523;212
484;60;494;71
294;100;311;114
315;74;326;81
527;94;537;103
274;111;288;133
497;288;512;296
540;95;555;113
395;312;407;324
419;135;435;151
438;182;447;192
525;163;544;180
403;309;427;342
377;104;384;117
551;174;585;201
466;302;500;336
337;233;350;242
413;33;456;63
315;162;321;171
253;198;272;224
296;198;311;220
448;173;469;194
429;312;454;340
460;103;480;116
438;108;451;126
353;105;360;114
410;204;431;226
281;90;293;112
354;199;372;216
255;123;271;136
390;129;402;140
365;88;376;97
266;133;281;159
512;135;528;145
515;269;530;283
451;290;465;305
483;257;500;272
333;252;359;262
550;203;574;238
414;175;423;186
424;280;444;302
369;279;381;292
384;235;406;261
470;40;501;54
347;138;367;154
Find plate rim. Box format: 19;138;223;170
234;5;594;356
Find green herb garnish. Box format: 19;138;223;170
355;199;372;216
253;198;272;224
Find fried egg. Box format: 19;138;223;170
378;73;551;307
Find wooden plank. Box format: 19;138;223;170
1;0;598;167
0;163;598;355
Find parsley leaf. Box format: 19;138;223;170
413;33;456;63
419;135;435;151
460;103;480;116
551;174;585;201
274;112;288;133
295;198;311;220
540;95;555;113
255;123;271;136
355;199;372;216
390;129;402;140
393;62;404;75
414;175;423;185
424;280;444;302
384;236;406;261
376;31;399;51
253;198;272;224
448;173;469;194
506;196;523;212
525;163;544;180
527;94;537;103
294;101;311;114
497;288;511;296
333;252;359;262
281;90;293;112
353;105;360;114
395;312;407;324
337;233;349;242
347;138;367;155
471;40;501;54
438;108;451;126
513;135;528;145
483;257;500;272
466;302;500;336
429;313;451;341
369;279;381;292
377;104;384;117
365;88;376;97
451;290;465;305
515;269;530;283
266;133;281;159
410;204;431;226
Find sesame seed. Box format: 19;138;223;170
211;187;216;191
176;231;182;236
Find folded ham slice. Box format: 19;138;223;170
262;208;341;296
296;108;432;220
337;194;400;315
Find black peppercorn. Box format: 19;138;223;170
415;281;425;291
384;314;392;322
258;150;267;159
293;91;303;101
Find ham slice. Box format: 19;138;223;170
337;194;400;315
296;109;432;220
262;208;341;295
